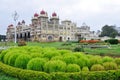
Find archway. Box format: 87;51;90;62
59;36;62;42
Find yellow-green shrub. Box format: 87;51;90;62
91;64;104;71
44;60;66;73
15;54;31;69
66;64;80;72
103;62;118;70
27;58;47;71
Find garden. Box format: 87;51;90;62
0;39;120;79
1;45;120;80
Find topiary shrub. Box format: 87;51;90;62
27;58;47;71
82;66;89;71
102;56;114;63
30;53;43;58
90;64;104;71
66;64;80;72
90;56;102;67
51;56;63;61
105;39;119;44
8;53;20;66
76;57;90;68
44;60;66;73
114;58;120;65
3;52;13;64
43;50;61;60
63;55;77;64
0;49;9;62
103;62;118;70
15;54;31;69
58;50;72;55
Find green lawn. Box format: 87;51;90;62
0;72;19;80
84;45;120;56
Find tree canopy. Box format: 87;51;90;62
99;25;118;38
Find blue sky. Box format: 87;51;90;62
0;0;120;35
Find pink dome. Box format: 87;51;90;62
22;20;25;23
10;24;13;26
18;22;21;25
52;12;57;17
40;10;45;14
34;13;39;17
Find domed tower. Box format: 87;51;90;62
32;13;39;26
38;10;48;28
50;12;59;24
22;20;25;25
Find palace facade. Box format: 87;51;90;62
6;10;99;42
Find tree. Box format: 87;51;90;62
99;25;118;38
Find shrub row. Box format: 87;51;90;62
1;46;120;72
1;62;120;80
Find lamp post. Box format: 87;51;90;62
12;11;19;43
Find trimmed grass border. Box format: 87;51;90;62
1;61;120;80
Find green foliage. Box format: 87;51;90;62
0;50;9;62
90;56;102;67
27;58;47;71
90;64;104;71
114;58;120;65
8;53;20;66
58;50;72;55
1;62;120;80
82;67;89;71
76;57;90;68
103;62;118;70
105;39;119;44
30;53;43;58
51;56;63;61
43;50;61;59
74;45;84;52
102;56;114;63
15;54;31;69
66;64;80;72
44;60;66;73
63;55;77;64
100;25;118;38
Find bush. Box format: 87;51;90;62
30;53;43;58
74;45;84;52
66;64;80;72
44;60;66;73
90;56;102;67
76;57;90;68
43;50;61;59
102;56;114;63
27;58;47;71
82;67;89;71
8;53;20;66
90;64;104;71
0;62;120;80
114;58;120;65
105;39;119;44
18;39;26;46
103;62;118;70
63;55;77;64
51;56;63;61
0;49;9;62
15;54;31;69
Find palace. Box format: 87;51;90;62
6;10;100;42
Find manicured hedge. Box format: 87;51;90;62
1;62;120;80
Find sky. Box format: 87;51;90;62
0;0;120;35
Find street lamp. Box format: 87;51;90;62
12;11;19;43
